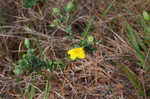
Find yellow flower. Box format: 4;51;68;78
67;47;85;60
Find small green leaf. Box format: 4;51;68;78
66;25;72;33
143;10;150;21
81;40;88;47
13;68;24;75
56;58;63;65
53;8;61;15
50;24;56;28
24;0;46;8
88;36;94;43
24;0;37;8
65;2;73;13
55;19;61;24
47;59;53;66
98;40;102;44
25;38;30;48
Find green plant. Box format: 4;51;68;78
125;21;146;69
24;0;46;8
51;2;96;55
119;12;150;97
50;2;74;34
79;16;96;54
80;36;96;54
13;38;65;75
81;16;94;39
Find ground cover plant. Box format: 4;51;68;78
0;0;150;99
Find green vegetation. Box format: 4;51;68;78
50;2;74;34
24;0;46;8
0;0;150;99
13;38;65;75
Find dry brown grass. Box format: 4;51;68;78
0;0;150;99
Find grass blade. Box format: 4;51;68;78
141;17;150;37
36;40;44;60
44;74;50;99
119;63;145;96
125;21;146;68
29;84;34;99
101;0;116;19
81;16;94;39
109;83;117;99
135;31;148;53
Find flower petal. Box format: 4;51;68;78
70;54;77;60
67;49;72;55
67;47;85;60
77;52;85;59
